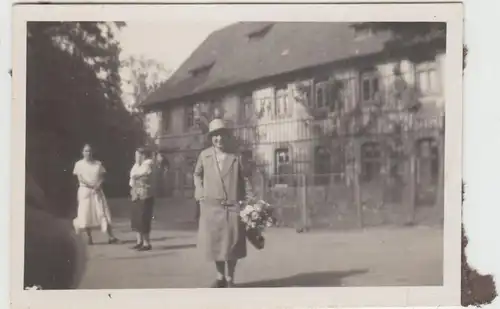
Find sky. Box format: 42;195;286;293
118;21;233;73
116;21;234;135
117;21;233;111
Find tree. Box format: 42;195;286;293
26;22;146;217
121;55;171;112
352;22;446;51
121;55;171;143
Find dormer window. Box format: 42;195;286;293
189;61;215;77
354;27;373;41
247;23;274;41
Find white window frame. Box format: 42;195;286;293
333;79;349;112
294;80;313;108
274;85;290;118
415;61;440;95
314;79;347;113
239;93;254;121
360;71;380;105
256;97;273;119
274;148;291;184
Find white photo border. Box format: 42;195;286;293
11;2;463;308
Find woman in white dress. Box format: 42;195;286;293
73;144;118;245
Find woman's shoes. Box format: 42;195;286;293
209;278;235;288
210;278;227;288
108;238;120;244
131;243;143;250
137;244;152;251
131;243;152;251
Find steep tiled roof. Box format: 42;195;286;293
142;22;393;107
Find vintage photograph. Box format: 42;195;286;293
12;2;463;308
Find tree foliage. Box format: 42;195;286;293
26;22;146;217
353;22;446;48
121;55;171;111
355;22;468;71
121;55;171;144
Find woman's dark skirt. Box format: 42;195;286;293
131;197;154;234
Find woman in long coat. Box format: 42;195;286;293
193;119;251;288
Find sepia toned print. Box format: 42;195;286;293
11;3;463;309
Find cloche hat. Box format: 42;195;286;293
207;118;228;136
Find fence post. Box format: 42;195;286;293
434;134;445;222
352;140;363;229
261;170;267;201
404;130;417;225
300;173;309;231
407;151;417;224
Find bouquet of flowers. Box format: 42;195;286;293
239;199;276;250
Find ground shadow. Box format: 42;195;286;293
91;237;173;246
237;269;369;288
154;221;200;232
111;252;177;261
157;244;197;251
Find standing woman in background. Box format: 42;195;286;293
129;147;156;251
72;144;119;245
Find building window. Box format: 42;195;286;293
361;71;380;104
416;61;439;95
185;103;196;129
162;108;171;133
294;80;313;107
316;82;326;109
361;142;382;182
241;150;253;177
416;138;439;184
314;79;347;112
275;148;291;184
275;85;290;118
314;146;331;185
354;27;373;40
247;23;274;41
239;93;253;121
334;79;349;111
255;97;273;119
189;61;215;77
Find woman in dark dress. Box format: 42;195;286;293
129;148;155;251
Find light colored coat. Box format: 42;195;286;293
130;159;155;200
193;147;251;261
